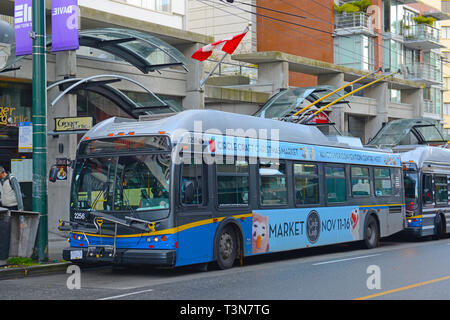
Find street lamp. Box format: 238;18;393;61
32;0;48;262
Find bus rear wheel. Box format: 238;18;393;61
215;225;237;270
432;214;445;240
363;215;380;249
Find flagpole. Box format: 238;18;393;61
200;52;228;89
199;22;251;89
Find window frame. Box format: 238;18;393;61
179;161;208;208
325;164;347;204
258;160;289;208
350;165;372;198
374;167;393;197
293;161;320;207
215;159;251;209
434;175;448;205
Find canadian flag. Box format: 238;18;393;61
191;31;247;61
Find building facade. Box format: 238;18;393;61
0;0;211;233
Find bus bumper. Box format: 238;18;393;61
63;247;176;267
402;227;423;238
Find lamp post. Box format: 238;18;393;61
32;0;48;262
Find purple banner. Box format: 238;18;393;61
14;0;33;56
52;0;79;52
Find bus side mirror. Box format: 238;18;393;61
183;180;196;204
49;166;58;183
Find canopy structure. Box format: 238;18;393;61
0;27;189;74
253;86;349;121
367;119;448;148
47;75;183;118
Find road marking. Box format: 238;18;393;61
312;254;381;266
355;275;450;300
97;289;154;300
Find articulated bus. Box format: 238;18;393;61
397;145;450;239
60;110;405;269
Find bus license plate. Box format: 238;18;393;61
70;250;83;260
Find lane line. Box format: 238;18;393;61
97;289;154;300
355;275;450;300
312;254;381;266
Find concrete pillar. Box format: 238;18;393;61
401;88;423;118
180;43;205;110
317;72;344;88
316;72;345;135
364;81;388;141
47;51;77;234
258;61;289;93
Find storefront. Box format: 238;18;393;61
0;80;33;210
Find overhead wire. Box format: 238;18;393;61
201;0;375;67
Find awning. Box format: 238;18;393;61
47;75;183;118
0;27;189;74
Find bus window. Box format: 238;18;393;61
435;176;448;205
374;168;392;197
325;166;346;203
351;166;371;197
294;163;319;205
422;174;433;204
217;160;249;206
118;154;170;211
181;163;206;206
259;161;287;206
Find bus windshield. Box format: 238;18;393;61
71;153;170;213
404;171;418;210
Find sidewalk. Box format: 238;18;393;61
0;232;71;279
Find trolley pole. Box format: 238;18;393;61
32;0;48;262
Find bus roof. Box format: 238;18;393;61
82;109;388;152
395;145;450;168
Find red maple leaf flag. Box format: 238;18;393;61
191;31;247;61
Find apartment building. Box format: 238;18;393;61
441;0;450;135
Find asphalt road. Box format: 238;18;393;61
1;235;450;303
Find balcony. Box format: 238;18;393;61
334;12;375;37
402;63;442;85
402;24;443;51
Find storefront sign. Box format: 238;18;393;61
0;106;30;125
55;116;93;132
14;0;33;56
52;0;79;52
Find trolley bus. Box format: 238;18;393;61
397;145;450;239
60;110;405;269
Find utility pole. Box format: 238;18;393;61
32;0;48;262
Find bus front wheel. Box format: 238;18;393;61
363;215;380;249
215;225;237;270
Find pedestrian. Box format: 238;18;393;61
0;166;23;211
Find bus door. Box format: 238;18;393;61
175;161;212;266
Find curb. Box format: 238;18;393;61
0;262;72;280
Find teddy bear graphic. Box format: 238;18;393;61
252;213;270;254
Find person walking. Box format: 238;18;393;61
0;166;23;211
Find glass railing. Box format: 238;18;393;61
403;63;442;84
402;24;440;43
335;12;372;30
